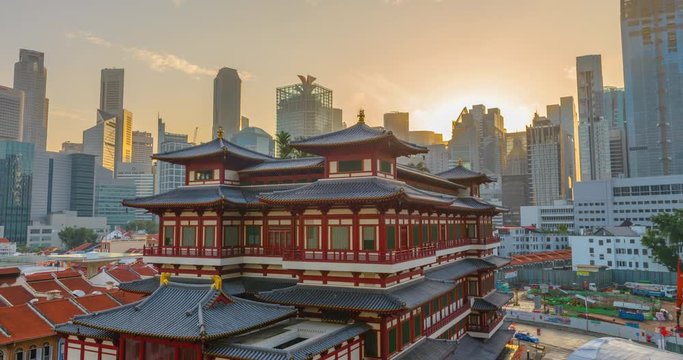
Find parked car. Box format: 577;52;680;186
514;331;540;344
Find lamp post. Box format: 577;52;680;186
575;294;595;333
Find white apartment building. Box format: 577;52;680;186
0;238;16;256
520;200;575;232
574;175;683;230
570;226;669;272
26;211;108;248
497;226;569;257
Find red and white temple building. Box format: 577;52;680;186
57;111;520;360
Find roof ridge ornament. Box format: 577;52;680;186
160;272;170;287
357;109;365;124
217;126;225;140
457;158;464;167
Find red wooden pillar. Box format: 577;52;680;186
174;215;181;249
397;315;403;352
321;208;329;260
298;211;305;250
197;216;204;251
380;317;389;360
378;210;386;253
352;208;360;259
64;338;69;360
262;210;270;253
476;215;481;241
216;212;224;255
417;211;423;248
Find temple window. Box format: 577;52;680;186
422;226;429;244
364;330;378;357
223;226;240;247
386;225;396;250
194;170;214;181
246;225;262;246
412;226;420;247
203;226;215;247
338;160;363;173
466;224;477;238
305;226;320;249
181;226;197;246
163;225;174;246
468;279;479;296
379;160;392;174
469;314;481;326
430;224;438;243
388;327;398;354
413;313;422;337
41;344;50;360
330;226;350;250
401;320;411;345
362;226;376;250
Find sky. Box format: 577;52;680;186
0;0;624;152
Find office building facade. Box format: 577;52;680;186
621;0;683;176
26;210;107;249
0;86;24;141
114;163;155;221
100;68;124;115
83;112;117;171
520;201;575;233
577;55;611;181
157;117;191;194
276;75;333;140
498;227;569;257
213;68;241;139
574;174;683;230
383;111;410;141
231;127;275;157
502;134;529;225
526;114;569;206
0;141;34;243
132;130;153;165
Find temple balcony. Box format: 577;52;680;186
466;312;506;339
282;245;436;264
424;303;471;338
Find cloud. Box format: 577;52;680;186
172;0;185;7
563;65;576;80
66;30;240;79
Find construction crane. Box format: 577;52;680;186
192;127;198;144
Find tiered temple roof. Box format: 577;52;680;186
436;163;496;185
153;136;272;165
471;292;514;312
118;276;297;296
65;281;296;341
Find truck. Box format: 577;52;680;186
618;309;645;322
624;282;676;298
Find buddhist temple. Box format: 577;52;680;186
57;111;518;359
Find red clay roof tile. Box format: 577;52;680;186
0;285;35;305
107;268;141;283
73;294;120;312
0;304;54;345
33;298;86;325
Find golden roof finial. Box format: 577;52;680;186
357;109;365;124
217;127;224;140
457;158;464;167
160;272;170;287
211;275;223;290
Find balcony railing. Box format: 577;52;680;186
424;304;470;336
143;246;243;258
469;236;500;245
283;246;436;264
466;314;505;334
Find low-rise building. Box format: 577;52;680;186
497;226;569;257
520;200;575;232
0;237;16;256
569;226;670;272
26;211;108;249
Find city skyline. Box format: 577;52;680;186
0;0;623;151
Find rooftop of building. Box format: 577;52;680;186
0;285;35;306
395;327;515;360
0;304;54;346
33;297;87;325
508;250;572;267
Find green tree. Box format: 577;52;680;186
125;220;159;234
641;209;683;271
58;227;99;250
406;161;430;173
275;131;294;159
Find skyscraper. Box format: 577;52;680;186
115;108;133;169
621;0;683;176
546;96;578;191
13;49;47;151
100;68;124;114
603;87;628;177
115;163;154;221
0;86;24;141
0;140;34;244
527;114;569;206
213;68;241;139
132;130;153;166
14;49;49;221
383;112;410;141
449;105;506;177
577;55;611;181
83;111;117;171
502;133;529;225
157;117;191;194
276;75;333;140
331;108;345;132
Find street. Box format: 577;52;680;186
510;323;598;360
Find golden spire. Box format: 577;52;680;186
211;275;223;290
217;127;224;140
457;158;464;167
357;109;365;124
160;272;170;287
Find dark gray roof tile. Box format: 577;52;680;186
426;258;496;281
449;329;515;360
240;157;324;173
395;338;458;360
154;138;273;163
471;292;513;311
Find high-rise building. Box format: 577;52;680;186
132;131;153;166
157;117;191;194
114;108;133;170
115;163;154;221
383;112;410;141
232;127;275;157
526;113;569;206
621;0;683;176
213;68;241;139
0;86;24;141
577;55;611;181
502;133;529;225
545;96;578;193
94;169;136;229
100;68;124;114
13;49;47;151
60;141;83;154
331;108;345;131
0;141;34;243
44;152;96;218
14;49;49;221
602;87;628;178
276;75;333;140
83;111;117;171
449;105;506;177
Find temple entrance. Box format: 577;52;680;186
399;225;409;249
267;227;292;255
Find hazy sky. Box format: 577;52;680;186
0;0;624;151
